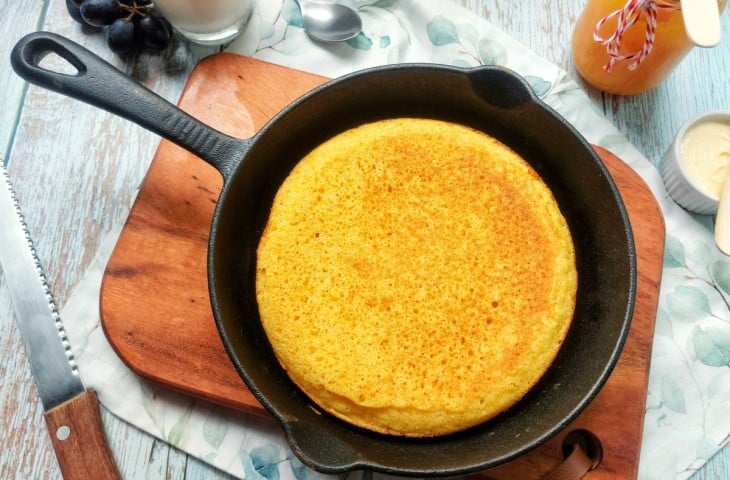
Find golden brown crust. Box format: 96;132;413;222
256;118;577;437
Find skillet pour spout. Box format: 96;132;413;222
12;31;636;477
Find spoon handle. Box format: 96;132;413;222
715;172;730;255
680;0;722;48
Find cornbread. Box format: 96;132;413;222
256;118;577;437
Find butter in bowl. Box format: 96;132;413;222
661;111;730;215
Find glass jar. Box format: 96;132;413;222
571;0;727;95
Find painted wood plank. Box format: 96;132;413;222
0;0;45;165
0;8;67;479
0;35;47;480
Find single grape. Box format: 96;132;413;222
137;12;173;50
66;0;86;24
151;10;174;38
106;17;137;55
81;0;125;27
65;0;174;55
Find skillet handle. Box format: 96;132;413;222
468;66;537;109
10;31;247;180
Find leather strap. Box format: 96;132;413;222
542;443;594;480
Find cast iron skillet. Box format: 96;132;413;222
12;31;637;477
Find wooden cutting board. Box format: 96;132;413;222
99;53;664;479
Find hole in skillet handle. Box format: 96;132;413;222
561;429;602;470
467;66;536;109
10;31;251;181
531;430;601;480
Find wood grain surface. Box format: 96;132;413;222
99;54;663;480
100;56;328;413
44;391;122;480
2;1;729;479
0;1;44;160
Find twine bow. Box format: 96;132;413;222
593;0;681;72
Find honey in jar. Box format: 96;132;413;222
572;0;727;95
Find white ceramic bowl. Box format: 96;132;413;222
660;111;730;215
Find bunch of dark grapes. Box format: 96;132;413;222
66;0;174;55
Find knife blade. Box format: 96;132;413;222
0;165;120;479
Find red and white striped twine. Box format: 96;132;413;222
592;0;681;72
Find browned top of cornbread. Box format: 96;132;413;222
256;118;577;437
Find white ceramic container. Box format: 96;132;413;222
660;111;730;215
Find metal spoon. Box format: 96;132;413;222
294;0;362;42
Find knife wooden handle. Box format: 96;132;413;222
44;391;121;480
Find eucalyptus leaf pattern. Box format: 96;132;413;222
664;234;686;268
57;2;730;480
140;382;162;434
666;285;712;322
710;260;730;297
684;239;715;273
426;15;459;45
476;38;507;65
372;0;397;6
654;308;673;338
249;444;282;480
456;21;479;45
524;75;552;97
660;375;687;414
692;326;730;367
346;32;374;50
203;413;229;450
240;450;268;480
707;369;730;399
167;402;194;447
259;22;276;42
286;453;312;480
282;0;303;28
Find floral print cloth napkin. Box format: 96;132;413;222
61;1;730;479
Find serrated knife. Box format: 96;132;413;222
0;166;120;479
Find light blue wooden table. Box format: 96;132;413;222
1;0;728;478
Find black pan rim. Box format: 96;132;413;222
208;63;637;476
